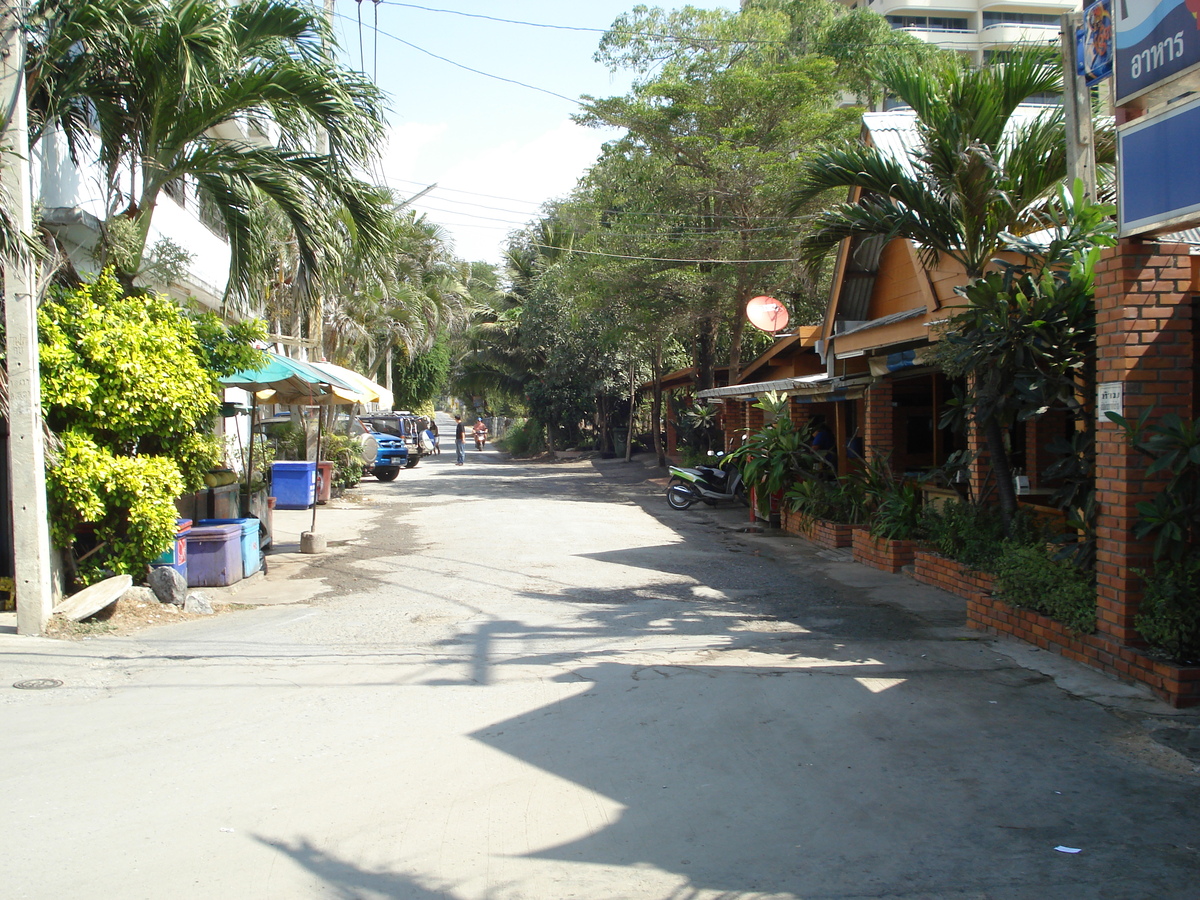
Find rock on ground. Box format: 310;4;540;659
148;567;187;606
183;592;214;615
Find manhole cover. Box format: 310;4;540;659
13;678;63;690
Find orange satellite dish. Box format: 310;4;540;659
745;295;789;333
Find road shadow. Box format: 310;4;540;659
254;835;450;899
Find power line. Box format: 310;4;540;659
530;243;802;264
377;2;795;47
330;9;580;104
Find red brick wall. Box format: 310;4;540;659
852;530;917;573
788;399;812;431
1093;241;1196;644
863;381;895;465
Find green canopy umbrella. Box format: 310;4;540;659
220;353;366;535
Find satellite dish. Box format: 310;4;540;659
746;295;789;334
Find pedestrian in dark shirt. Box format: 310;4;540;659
454;415;466;465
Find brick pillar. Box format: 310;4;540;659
863;380;895;466
747;400;765;432
1094;240;1196;644
788;399;812;432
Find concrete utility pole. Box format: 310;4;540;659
1;1;55;633
1061;12;1098;200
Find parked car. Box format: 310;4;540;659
350;416;411;481
357;412;432;468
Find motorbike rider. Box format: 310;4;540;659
472;417;488;449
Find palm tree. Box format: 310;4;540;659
26;0;391;302
791;48;1087;279
789;47;1113;525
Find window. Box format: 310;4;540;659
887;14;968;31
198;189;228;240
982;11;1061;27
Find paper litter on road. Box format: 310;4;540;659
1055;846;1081;853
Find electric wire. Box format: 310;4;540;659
346;14;579;105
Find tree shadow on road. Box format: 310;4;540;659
254;835;451;899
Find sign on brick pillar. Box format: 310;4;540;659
1093;240;1196;644
862;381;895;465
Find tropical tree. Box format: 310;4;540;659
25;0;391;302
791;48;1100;277
790;47;1114;526
580;3;861;383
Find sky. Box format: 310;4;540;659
329;0;742;265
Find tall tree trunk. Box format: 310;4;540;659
981;410;1018;530
652;340;665;468
625;358;635;463
696;315;717;392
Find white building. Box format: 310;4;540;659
837;0;1074;64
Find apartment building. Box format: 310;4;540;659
837;0;1075;62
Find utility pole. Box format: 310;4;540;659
1;1;55;633
1061;12;1098;200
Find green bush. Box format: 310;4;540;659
787;477;866;525
322;432;364;489
870;480;922;541
992;542;1096;634
1137;558;1200;664
37;271;256;585
46;432;184;585
498;418;544;457
920;500;1046;572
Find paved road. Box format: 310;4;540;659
2;446;1198;899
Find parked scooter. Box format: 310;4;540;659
667;451;748;510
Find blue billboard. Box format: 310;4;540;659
1115;0;1200;104
1118;94;1200;233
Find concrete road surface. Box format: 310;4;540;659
2;445;1198;899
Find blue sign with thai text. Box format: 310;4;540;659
1115;0;1200;103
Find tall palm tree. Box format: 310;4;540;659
791;48;1088;279
26;0;391;302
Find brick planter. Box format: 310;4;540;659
970;590;1200;709
783;510;862;549
912;550;996;603
913;549;1200;707
852;530;918;574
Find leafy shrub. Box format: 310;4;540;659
992;542;1096;633
870;480;922;541
498;418;544;456
1136;558;1200;664
46;432;183;584
920;500;1046;572
787;477;866;525
38;270;263;586
322;432;364;489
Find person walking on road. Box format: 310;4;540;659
454;415;466;466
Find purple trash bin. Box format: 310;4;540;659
185;522;243;587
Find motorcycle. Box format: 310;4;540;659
666;451;748;510
473;430;487;451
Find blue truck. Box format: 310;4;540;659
356;413;432;480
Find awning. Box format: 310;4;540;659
220;352;366;405
696;373;872;403
307;361;394;410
